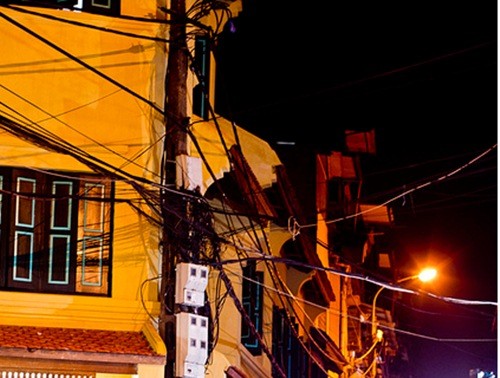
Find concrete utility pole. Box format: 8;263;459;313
160;0;188;377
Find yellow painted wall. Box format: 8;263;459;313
137;363;166;378
0;4;167;371
1;5;166;179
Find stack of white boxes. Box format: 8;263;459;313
175;263;209;378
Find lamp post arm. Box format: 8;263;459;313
371;285;385;336
396;274;418;284
371;275;418;337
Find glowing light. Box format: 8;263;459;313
418;268;437;282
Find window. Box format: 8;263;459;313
0;168;113;296
272;310;341;378
241;261;263;355
272;307;301;378
192;35;210;120
80;0;121;16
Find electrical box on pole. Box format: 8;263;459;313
175;312;209;377
175;262;209;307
175;262;209;377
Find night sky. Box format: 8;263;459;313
215;1;497;377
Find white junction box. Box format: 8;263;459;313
176;312;209;377
176;263;209;307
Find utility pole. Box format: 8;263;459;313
160;0;188;377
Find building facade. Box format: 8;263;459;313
0;1;399;377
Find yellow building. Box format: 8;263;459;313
0;1;353;377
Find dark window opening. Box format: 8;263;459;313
272;306;312;378
192;35;211;120
241;261;263;355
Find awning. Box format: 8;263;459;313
189;115;281;194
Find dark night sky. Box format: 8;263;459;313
215;1;497;377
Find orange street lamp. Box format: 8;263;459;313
370;268;437;377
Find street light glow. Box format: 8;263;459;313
418;268;437;283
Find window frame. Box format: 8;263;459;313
0;168;114;296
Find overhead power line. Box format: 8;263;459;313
297;143;497;228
